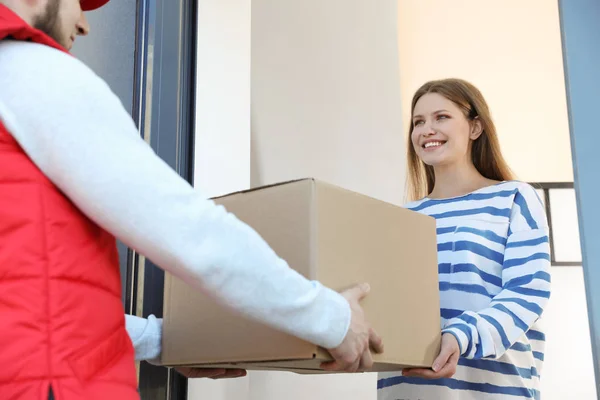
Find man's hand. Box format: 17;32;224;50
174;367;247;379
320;283;384;372
402;333;460;379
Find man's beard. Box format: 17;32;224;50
32;0;65;48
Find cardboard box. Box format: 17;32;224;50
161;179;441;373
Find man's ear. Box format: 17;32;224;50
470;117;483;140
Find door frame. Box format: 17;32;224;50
558;0;600;397
129;0;197;398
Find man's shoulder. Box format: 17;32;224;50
0;39;124;148
0;39;67;61
0;40;95;81
0;39;112;116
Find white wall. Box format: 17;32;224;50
190;0;252;397
249;1;404;399
251;0;406;206
542;268;597;399
191;0;403;399
193;0;251;199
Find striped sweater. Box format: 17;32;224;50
378;181;551;400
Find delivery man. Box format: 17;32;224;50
0;0;384;399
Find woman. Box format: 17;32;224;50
378;79;551;399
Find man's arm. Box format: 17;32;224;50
0;41;369;358
125;314;247;379
125;314;162;363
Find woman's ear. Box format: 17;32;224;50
470;117;483;140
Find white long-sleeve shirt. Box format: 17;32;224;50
0;40;351;352
125;314;163;363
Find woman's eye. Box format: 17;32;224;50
437;114;449;120
413;120;424;126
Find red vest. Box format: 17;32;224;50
0;6;138;400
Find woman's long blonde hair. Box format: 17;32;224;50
407;78;514;201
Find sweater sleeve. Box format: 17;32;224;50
125;314;163;363
0;40;350;350
442;183;551;359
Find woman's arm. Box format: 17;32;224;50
443;184;551;359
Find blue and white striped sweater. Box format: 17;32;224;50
378;181;551;400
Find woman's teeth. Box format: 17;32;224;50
424;141;444;148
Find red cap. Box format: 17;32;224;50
80;0;110;11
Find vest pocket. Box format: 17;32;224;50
67;327;130;382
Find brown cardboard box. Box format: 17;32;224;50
161;178;441;373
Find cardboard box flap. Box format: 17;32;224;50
210;177;313;200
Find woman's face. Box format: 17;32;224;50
411;92;480;168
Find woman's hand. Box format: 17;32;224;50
402;333;460;379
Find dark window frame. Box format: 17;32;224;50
129;0;197;398
530;182;582;267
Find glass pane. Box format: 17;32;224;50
72;2;136;116
549;188;582;263
541;267;597;399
